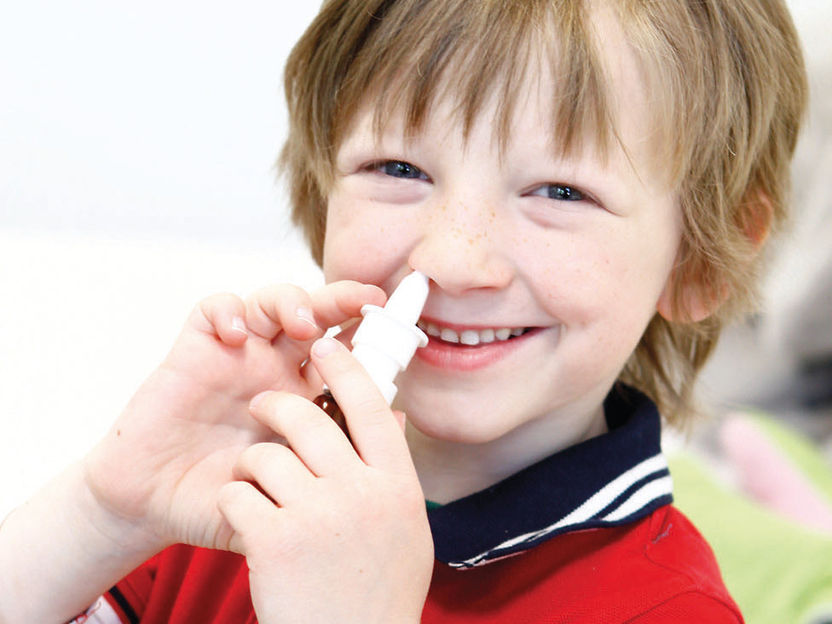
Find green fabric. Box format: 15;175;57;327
671;451;832;624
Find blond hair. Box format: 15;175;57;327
280;0;808;424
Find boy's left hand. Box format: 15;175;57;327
217;337;434;624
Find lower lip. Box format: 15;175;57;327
414;328;543;371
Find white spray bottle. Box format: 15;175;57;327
313;271;429;441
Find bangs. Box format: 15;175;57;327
314;0;616;176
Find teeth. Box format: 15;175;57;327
440;327;460;343
460;330;479;345
417;321;526;346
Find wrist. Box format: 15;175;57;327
0;463;163;622
75;459;169;560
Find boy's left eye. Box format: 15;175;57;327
373;160;430;181
529;183;587;202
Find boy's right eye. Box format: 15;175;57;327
372;160;430;181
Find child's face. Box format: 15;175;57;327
322;16;681;459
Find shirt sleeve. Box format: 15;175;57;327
65;553;158;624
66;596;126;624
100;552;160;624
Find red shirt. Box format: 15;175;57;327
81;385;741;622
101;505;739;623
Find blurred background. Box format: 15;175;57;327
0;1;323;517
1;0;830;526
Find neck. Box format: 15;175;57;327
408;404;608;504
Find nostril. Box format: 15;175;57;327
407;225;514;295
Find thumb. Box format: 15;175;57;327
392;410;407;433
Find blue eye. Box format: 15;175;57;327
541;183;585;201
376;160;428;180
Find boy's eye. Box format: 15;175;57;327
531;183;586;202
374;160;429;180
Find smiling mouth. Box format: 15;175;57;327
416;320;533;346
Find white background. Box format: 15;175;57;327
1;1;830;518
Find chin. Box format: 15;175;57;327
399;395;516;445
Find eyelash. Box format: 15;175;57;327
369;160;430;181
529;183;588;203
368;160;592;205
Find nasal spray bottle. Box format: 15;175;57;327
313;271;430;442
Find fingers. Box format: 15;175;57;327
189;293;249;346
245;281;385;342
392;410;407;432
217;480;280;555
308;281;386;330
248;390;357;477
219;441;319;555
184;281;386;355
245;283;323;342
243;281;386;381
309;337;413;473
232;442;315;507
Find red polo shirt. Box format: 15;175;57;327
77;385;741;622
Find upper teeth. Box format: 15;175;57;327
416;321;526;345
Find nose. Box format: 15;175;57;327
407;198;514;296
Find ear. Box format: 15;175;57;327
739;189;774;250
656;190;773;323
655;269;719;323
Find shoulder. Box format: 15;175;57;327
633;506;743;622
426;506;743;623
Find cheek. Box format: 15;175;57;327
322;196;411;284
527;226;676;327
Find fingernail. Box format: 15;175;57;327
296;306;319;329
250;391;270;411
231;316;247;335
312;337;340;357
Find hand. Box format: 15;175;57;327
80;281;385;555
217;337;434;624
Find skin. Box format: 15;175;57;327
0;281;434;623
0;6;699;623
324;14;683;503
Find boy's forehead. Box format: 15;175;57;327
338;6;669;190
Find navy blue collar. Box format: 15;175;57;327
427;384;673;568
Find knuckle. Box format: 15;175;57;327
254;283;307;307
263;392;330;439
193;293;244;326
202;292;242;310
217;480;249;510
246;285;283;314
240;442;274;469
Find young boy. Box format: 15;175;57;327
0;0;807;621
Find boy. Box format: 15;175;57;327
0;0;807;621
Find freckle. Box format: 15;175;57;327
116;429;121;437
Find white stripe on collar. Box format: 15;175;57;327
448;453;672;568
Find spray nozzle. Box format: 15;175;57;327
350;271;430;404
